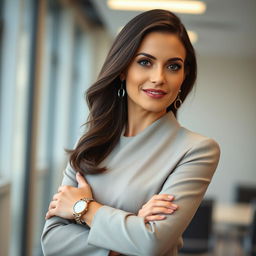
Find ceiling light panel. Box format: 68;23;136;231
107;0;206;14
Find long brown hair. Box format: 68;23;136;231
68;9;197;174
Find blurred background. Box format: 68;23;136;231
0;0;255;255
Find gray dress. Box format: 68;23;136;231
41;111;220;256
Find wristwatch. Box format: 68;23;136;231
73;198;94;224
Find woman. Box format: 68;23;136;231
41;9;220;256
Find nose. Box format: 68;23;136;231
150;66;165;85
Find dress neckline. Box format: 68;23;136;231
120;112;175;142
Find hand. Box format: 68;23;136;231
45;172;93;220
138;194;178;223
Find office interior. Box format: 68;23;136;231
0;0;255;255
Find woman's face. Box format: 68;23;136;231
123;32;186;116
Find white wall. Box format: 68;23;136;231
179;55;256;203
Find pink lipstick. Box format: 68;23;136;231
142;89;167;99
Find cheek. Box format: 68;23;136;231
126;70;145;91
169;73;185;90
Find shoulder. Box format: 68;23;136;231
166;112;220;154
180;126;219;147
163;112;220;161
177;126;221;163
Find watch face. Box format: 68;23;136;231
73;200;87;214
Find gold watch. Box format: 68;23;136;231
72;198;94;224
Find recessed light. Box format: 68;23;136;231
108;0;206;15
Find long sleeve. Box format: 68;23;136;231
41;163;110;256
87;138;220;256
41;112;220;256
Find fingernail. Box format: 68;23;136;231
168;195;174;200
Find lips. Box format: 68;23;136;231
143;89;167;94
142;89;167;98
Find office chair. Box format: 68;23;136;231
235;184;256;203
179;198;215;254
244;201;256;256
234;183;256;241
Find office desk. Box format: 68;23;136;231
213;203;253;226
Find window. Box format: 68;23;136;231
0;0;103;254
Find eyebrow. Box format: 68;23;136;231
135;52;184;63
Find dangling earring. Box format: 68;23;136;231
174;90;182;110
118;80;126;98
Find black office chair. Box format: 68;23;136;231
244;201;256;256
234;183;256;240
235;184;256;203
179;198;215;254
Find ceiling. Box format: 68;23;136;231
91;0;256;58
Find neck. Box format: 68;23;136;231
124;105;166;137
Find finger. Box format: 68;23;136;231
52;193;59;201
170;203;178;210
58;186;64;192
48;200;57;210
144;215;166;223
45;209;56;219
152;194;175;201
149;200;178;210
146;207;174;215
76;172;88;187
139;206;174;217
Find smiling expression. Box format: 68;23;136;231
123;32;186;116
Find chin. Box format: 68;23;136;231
143;106;168;114
143;102;169;111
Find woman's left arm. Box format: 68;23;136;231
45;172;102;222
41;164;110;256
